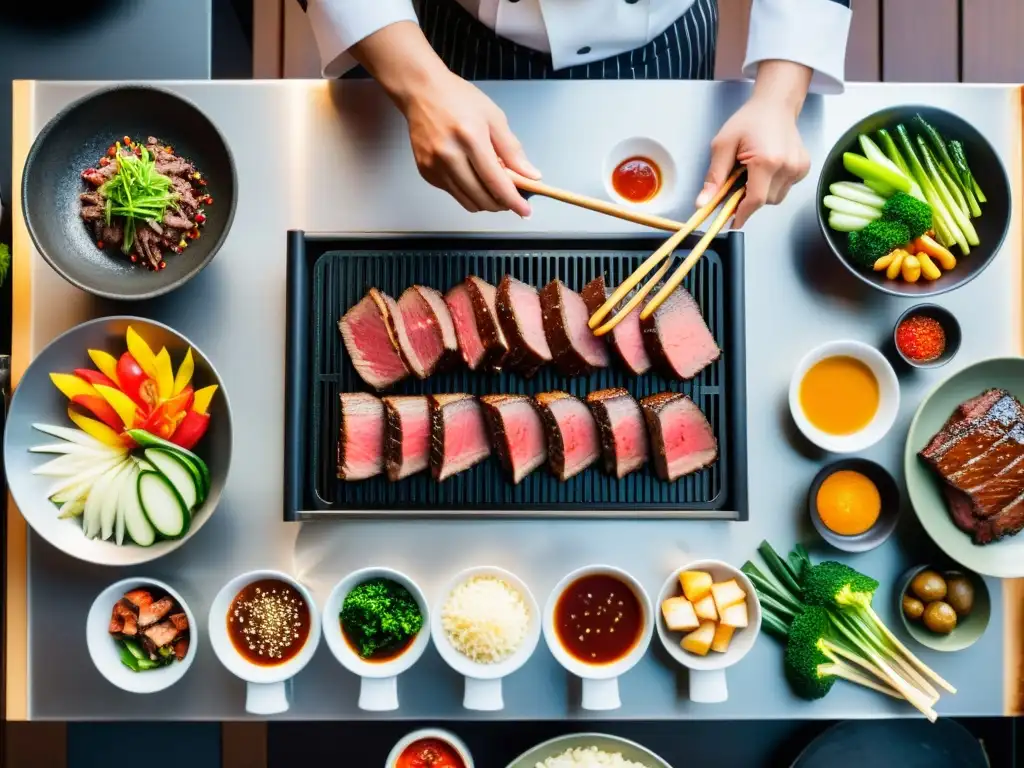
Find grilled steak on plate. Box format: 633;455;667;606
481;394;547;484
338;393;385;480
382;395;431;481
534;391;601;481
338;288;410;390
394;285;459;378
640;392;717;481
444;276;508;371
540;278;609;377
581;276;652;376
496;275;552;378
586;387;648;478
429;393;491;481
641;286;720;380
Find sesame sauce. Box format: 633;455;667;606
227;579;310;666
554;573;644;665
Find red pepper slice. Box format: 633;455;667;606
116;352;158;408
70;395;123;432
74;368;117;389
170;411;210;451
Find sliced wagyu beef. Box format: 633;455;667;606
496;275;552;378
480;394;548;484
586;387;648;479
640;393;718;481
338;288;409;390
540;278;609;377
429;394;491;481
382;395;431;481
582;276;652;376
641;287;720;380
534;391;601;481
393;285;459;378
337;393;385;480
444;276;509;371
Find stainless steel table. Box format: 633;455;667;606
7;80;1020;720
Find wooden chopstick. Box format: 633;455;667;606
507;169;688;231
640;186;745;321
592;257;672;337
587;167;745;331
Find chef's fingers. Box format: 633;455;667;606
732;160;772;229
447;155;505;212
697;133;740;207
465;136;533;217
490;118;542;181
441;175;482;213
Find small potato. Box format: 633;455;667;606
923;601;957;635
917;252;942;281
902;594;925;621
945;575;975;617
901;254;921;283
873;253;894;271
911;569;947;602
886;250;906;280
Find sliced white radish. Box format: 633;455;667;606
32;423;111;450
100;463;133;541
115;466;136;545
32;452;111;477
50;478;94;505
45;455;124;500
30;442;121;457
138;472;188;538
58;497;86;520
143;449;198;511
122;469;156;547
82;463;123;539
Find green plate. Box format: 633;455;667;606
505;734;672;768
904;356;1024;577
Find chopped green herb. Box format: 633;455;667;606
0;243;9;286
340;578;423;659
99;145;179;255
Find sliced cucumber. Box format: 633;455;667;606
127;429;211;494
138;471;189;538
122;468;156;546
144;448;198;511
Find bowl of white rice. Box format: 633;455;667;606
506;734;672;768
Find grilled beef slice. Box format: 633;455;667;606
640;393;718;481
581;276;653;376
534;391;600;481
540;279;609;377
444;276;508;371
640;287;720;380
585;387;648;478
393;285;459;378
429;394;491;481
480;394;548;484
496;275;552;378
337;393;385;480
382;396;431;481
339;289;410;390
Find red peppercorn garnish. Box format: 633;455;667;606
130;254;137;263
205;196;213;205
96;241;104;249
198;179;208;187
896;315;946;362
159;261;167;270
99;157;110;167
195;213;206;224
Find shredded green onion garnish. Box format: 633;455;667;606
99;144;178;254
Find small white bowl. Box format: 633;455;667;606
322;567;430;712
543;565;653;711
655;560;761;703
789;340;900;453
208;569;321;715
602;137;679;214
432;565;541;712
386;728;475;768
86;577;197;694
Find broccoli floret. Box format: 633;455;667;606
340;578;423;659
784;606;836;700
847;220;910;268
881;191;933;240
801;561;879;611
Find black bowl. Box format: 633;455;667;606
22;85;237;300
816;105;1010;297
892;303;962;369
808;458;901;553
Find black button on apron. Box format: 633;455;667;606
577;46;591;55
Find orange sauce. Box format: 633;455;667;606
816;470;881;536
799;356;880;435
612;156;660;203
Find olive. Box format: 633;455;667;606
902;594;925;621
923;601;957;635
910;569;947;602
945;575;975;617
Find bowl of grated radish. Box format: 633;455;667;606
432;565;541;712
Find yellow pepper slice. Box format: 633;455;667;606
50;372;97;401
125;326;158;380
93;384;140;429
154;348;174;401
173;348;195;395
66;407;124;449
87;349;120;386
192;384;219;415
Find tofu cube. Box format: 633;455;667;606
720;601;749;629
661;597;700;632
711;579;747;614
679;570;713;603
711;623;735;653
681;620;717;657
694;594;718;622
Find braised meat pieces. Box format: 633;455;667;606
109;587;190;664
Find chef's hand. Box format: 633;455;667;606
351;22;539;216
697;60;813;229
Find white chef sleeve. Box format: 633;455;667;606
306;0;419;78
742;0;852;95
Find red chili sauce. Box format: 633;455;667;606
896;314;946;362
396;738;466;768
612;156;660;203
554;573;644;664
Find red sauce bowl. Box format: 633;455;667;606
603;137;678;211
387;729;474;768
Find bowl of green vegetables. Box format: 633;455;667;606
817;106;1010;297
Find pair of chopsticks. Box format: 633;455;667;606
508;167;746;336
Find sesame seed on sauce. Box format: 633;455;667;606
554;573;643;664
227;579;310;666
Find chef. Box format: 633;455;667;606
300;0;851;227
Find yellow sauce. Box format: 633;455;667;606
799;356;879;435
816;470;881;536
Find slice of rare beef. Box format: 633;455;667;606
534;391;600;481
382;395;431;481
586;387;648;478
393;285;459;378
480;394;548;484
337;393;385;480
640;392;718;481
540;279;609;377
496;275;552;378
581;276;652;376
429;394;491;481
640;287;720;380
444;276;508;371
339;288;410;390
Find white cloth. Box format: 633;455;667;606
306;0;852;93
